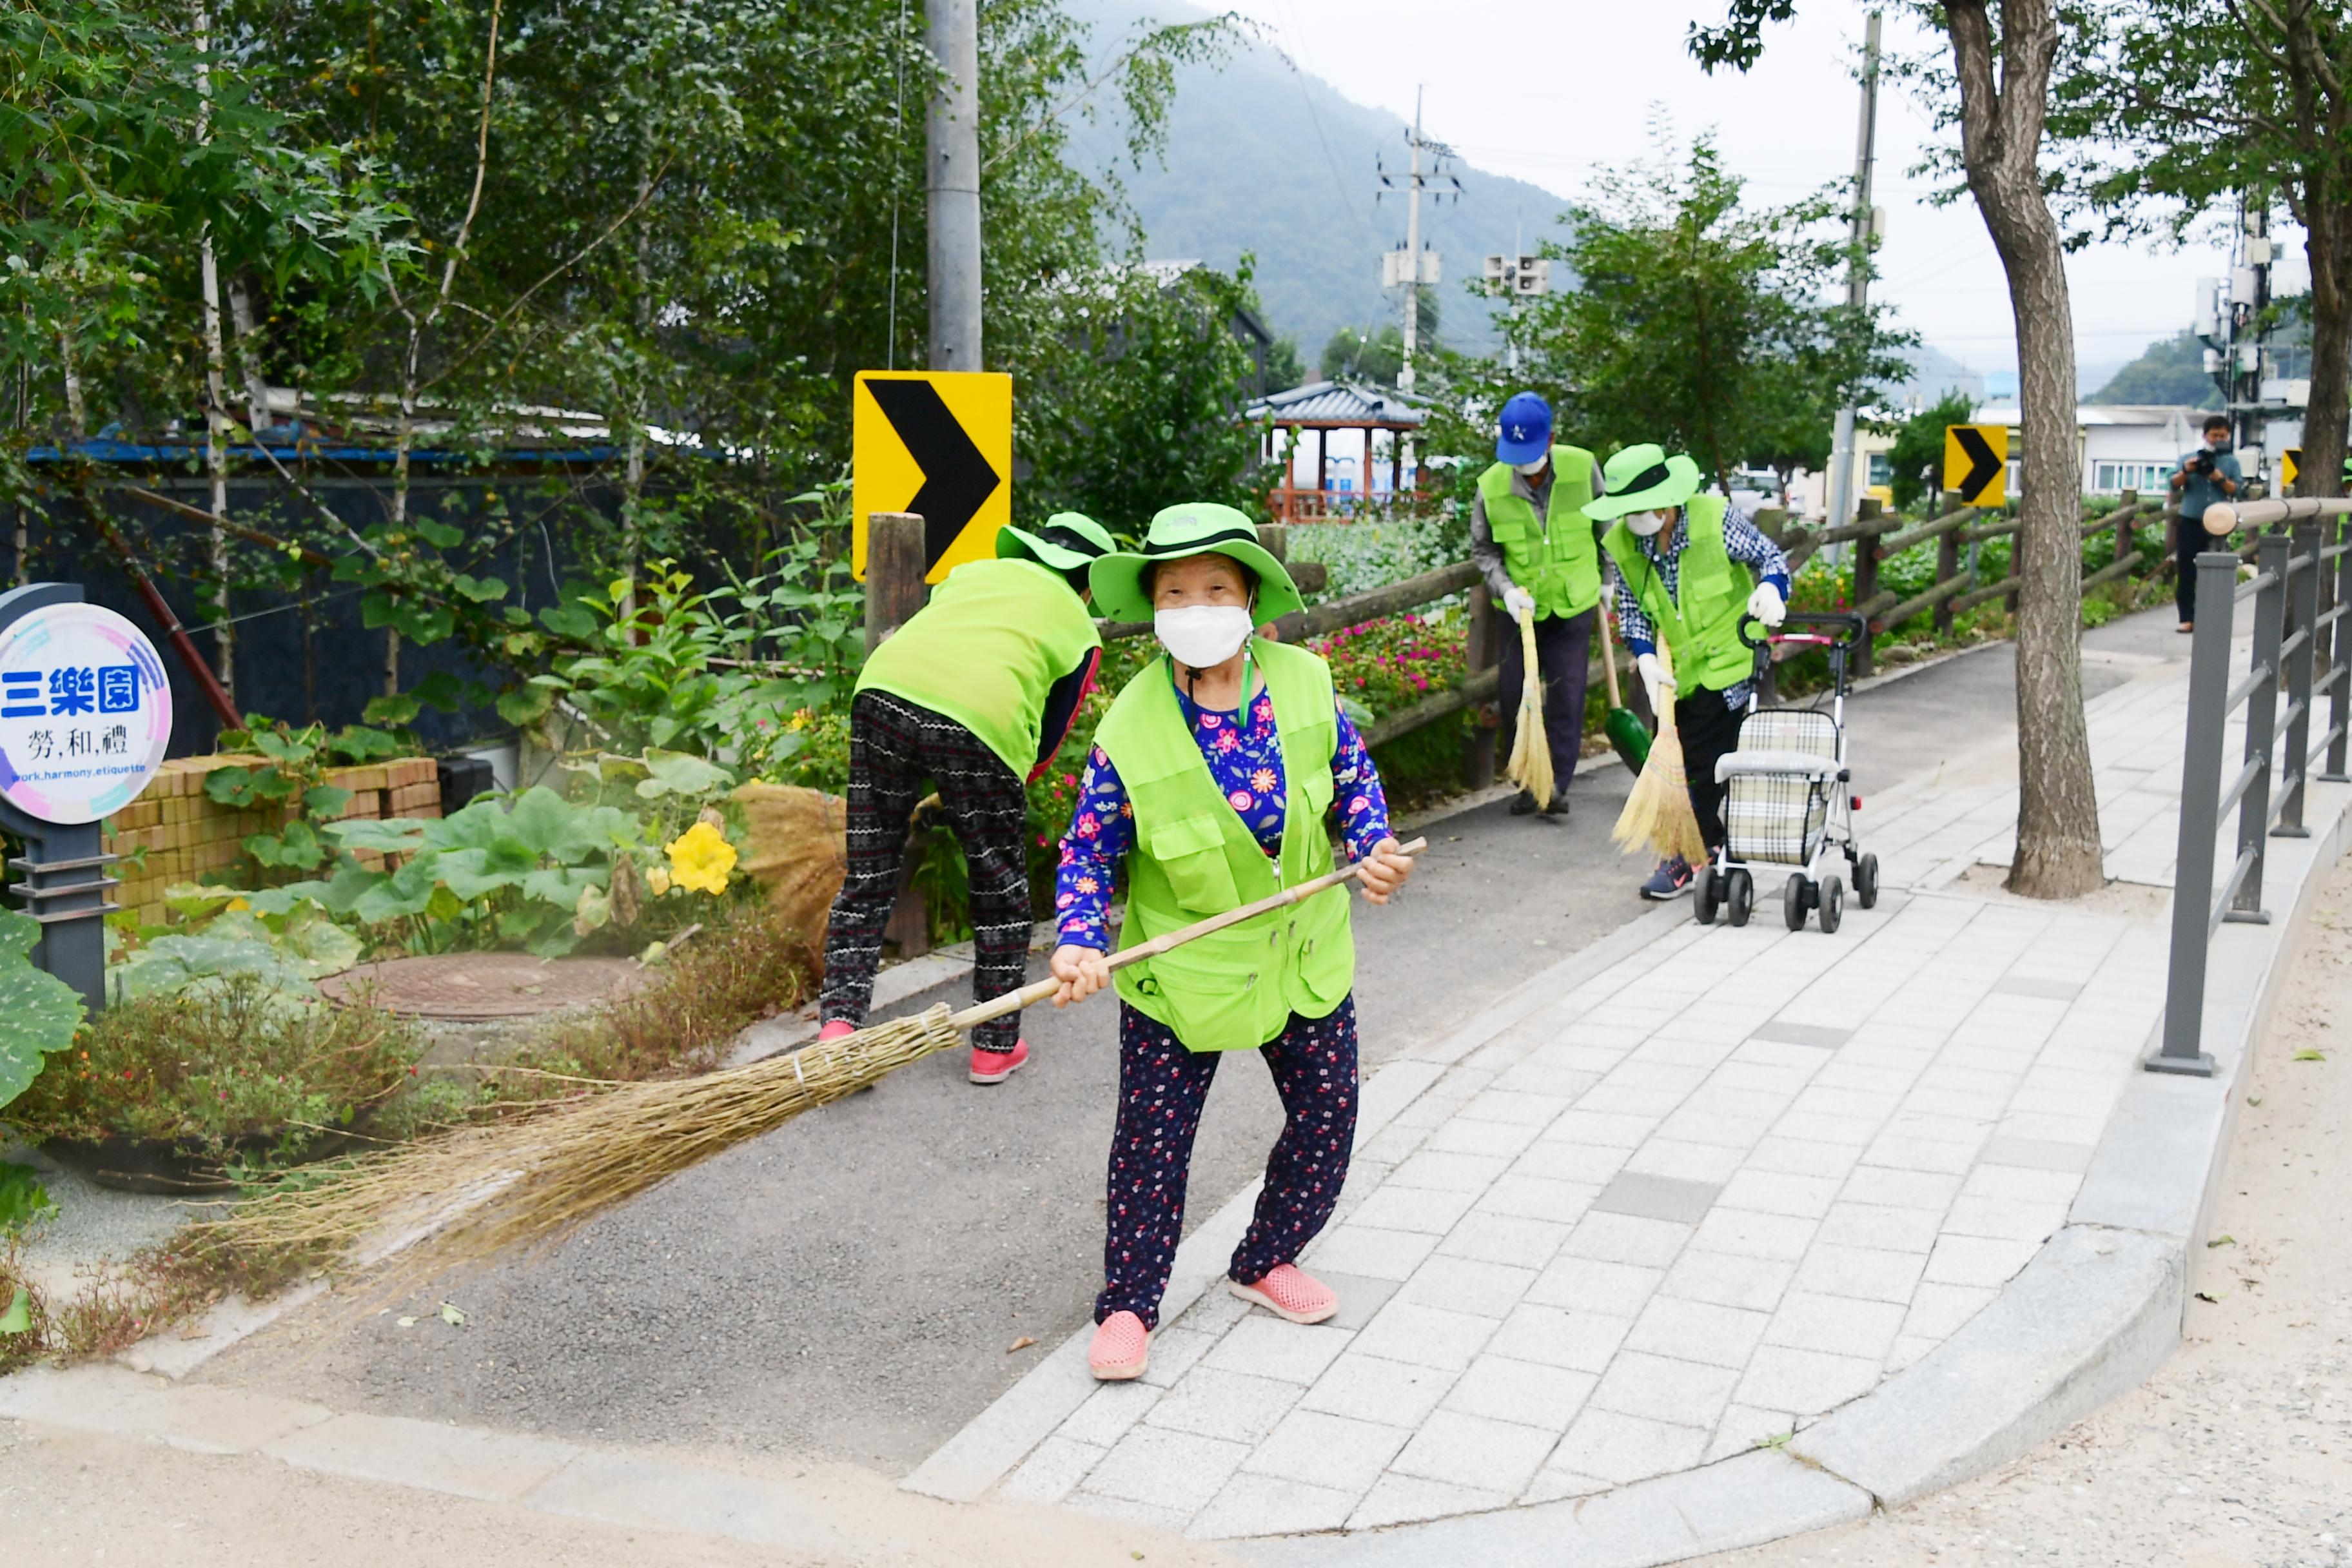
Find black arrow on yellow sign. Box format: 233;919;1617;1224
1950;425;2004;505
863;378;1004;573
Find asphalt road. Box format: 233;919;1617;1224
201;610;2173;1475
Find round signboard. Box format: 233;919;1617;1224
0;602;173;825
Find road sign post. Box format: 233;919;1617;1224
852;371;1012;585
1944;423;2010;508
0;583;174;1014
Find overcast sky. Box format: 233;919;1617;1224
1208;0;2252;382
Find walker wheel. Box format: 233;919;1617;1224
1854;852;1879;908
1695;866;1723;925
1783;874;1811;932
1819;875;1846;934
1726;869;1754;928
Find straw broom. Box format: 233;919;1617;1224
1504;608;1555;809
1610;638;1708;862
201;838;1427;1275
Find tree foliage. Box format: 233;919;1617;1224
1494;130;1910;495
4;0;1271;724
2049;1;2352;498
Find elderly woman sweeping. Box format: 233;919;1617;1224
1048;504;1416;1381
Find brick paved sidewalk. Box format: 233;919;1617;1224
946;649;2200;1540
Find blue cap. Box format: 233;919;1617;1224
1496;392;1553;464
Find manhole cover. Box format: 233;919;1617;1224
317;953;646;1019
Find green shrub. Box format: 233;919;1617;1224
3;974;422;1170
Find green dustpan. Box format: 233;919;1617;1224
1595;607;1651;774
1604;703;1651;774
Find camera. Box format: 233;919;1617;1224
2187;449;2218;476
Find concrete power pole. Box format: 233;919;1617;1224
1823;10;1883;527
1400;89;1426;393
924;0;983;371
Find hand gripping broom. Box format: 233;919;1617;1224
205;839;1427;1275
1610;638;1707;863
1504;609;1556;810
1594;603;1651;776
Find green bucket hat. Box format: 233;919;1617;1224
997;511;1116;572
1583;443;1707;522
1088;503;1304;625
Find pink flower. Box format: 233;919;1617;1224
1198;712;1222;729
1057;892;1075;908
1228;788;1255;810
1076;813;1100;838
1349;794;1369;812
1063;773;1077;787
1214;730;1240;752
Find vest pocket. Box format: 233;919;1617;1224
1150;922;1277;1052
1148;813;1240;912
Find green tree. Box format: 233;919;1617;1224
1320;323;1404;386
1015;262;1268;532
1695;0;2106;901
1885;389;1981;511
1501;130;1909;495
2050;2;2352;498
1261;334;1306;394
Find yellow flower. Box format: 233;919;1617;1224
663;820;736;896
224;897;251;913
645;865;672;897
787;707;813;732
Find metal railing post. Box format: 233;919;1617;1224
2278;522;2322;836
2151;550;2241;1074
2230;532;2289;923
2328;514;2352;782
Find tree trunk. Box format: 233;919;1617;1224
2299;208;2351;500
1951;0;2104;897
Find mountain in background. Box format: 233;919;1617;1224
1061;0;1573;358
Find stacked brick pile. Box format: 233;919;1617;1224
103;755;441;925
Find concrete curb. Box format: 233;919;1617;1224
1205;779;2347;1564
0;1364;857;1556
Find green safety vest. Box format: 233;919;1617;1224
856;558;1101;779
1602;494;1755;694
1092;640;1355;1052
1478;446;1603;620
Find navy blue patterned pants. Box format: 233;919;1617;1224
1096;995;1359;1329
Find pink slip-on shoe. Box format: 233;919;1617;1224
1089;1311;1150;1380
969;1039;1029;1084
1229;1263;1338;1325
816;1020;856;1043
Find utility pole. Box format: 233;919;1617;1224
1823;10;1882;527
924;0;982;371
2195;203;2277;485
1377;87;1457;394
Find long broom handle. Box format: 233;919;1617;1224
946;837;1429;1030
1596;598;1625;711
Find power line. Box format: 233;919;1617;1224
1266;2;1375;249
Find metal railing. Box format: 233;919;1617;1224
2153;498;2352;1074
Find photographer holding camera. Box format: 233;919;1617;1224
2169;413;2242;632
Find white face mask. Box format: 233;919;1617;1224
1513;456;1549;477
1627;508;1673;538
1155;604;1255;670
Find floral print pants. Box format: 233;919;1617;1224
1096;995;1359;1329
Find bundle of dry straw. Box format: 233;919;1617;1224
1611;639;1707;862
1504;609;1554;809
204;839;1426;1277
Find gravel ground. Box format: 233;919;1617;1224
1694;851;2352;1568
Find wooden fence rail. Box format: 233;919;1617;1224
864;490;2199;837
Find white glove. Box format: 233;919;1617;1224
1747;582;1787;627
1635;651;1673;709
1502;585;1536;622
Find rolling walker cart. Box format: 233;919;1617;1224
1693;610;1879;934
